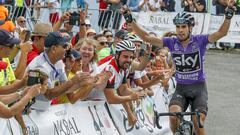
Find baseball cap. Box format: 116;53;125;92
45;32;69;48
71;49;81;60
0;29;21;47
0;61;8;70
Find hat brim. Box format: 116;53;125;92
8;37;21;45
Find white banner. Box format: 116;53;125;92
134;12;211;36
107;91;173;135
208;15;240;43
9;101;119;135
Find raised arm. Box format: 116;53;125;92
122;8;164;47
208;1;235;43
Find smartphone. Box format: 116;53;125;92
24;30;31;42
69;12;80;26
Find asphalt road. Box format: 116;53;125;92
204;50;240;135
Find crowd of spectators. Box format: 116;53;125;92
0;0;239;134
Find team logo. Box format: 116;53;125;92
172;51;201;73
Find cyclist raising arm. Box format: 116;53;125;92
122;0;236;134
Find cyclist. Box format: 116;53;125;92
98;40;146;126
122;0;236;134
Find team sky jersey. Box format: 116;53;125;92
98;55;129;90
163;35;209;84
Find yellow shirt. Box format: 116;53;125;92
52;72;76;104
0;58;16;86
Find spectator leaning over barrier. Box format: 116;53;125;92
181;0;206;13
27;23;53;65
26;32;92;111
98;40;147;126
0;29;47;118
122;0;236;134
72;38;111;101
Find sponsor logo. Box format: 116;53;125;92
173;51;201;73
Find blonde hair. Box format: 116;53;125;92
74;38;99;62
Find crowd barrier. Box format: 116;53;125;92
0;78;176;135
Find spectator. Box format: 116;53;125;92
26;32;92;111
59;21;74;39
148;0;161;11
181;0;206;13
73;38;109;101
139;0;152;11
160;0;176;12
47;0;60;26
0;1;15;32
98;40;146;126
94;34;111;61
86;28;97;38
60;0;72;13
126;0;142;12
27;23;53;65
15;16;27;37
103;29;114;46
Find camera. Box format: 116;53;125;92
27;70;47;86
69;12;80;26
23;70;47;114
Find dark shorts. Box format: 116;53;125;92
169;81;208;115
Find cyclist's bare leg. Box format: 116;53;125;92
193;113;206;135
169;105;182;133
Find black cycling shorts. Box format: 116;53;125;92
169;81;208;115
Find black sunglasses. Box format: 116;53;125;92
106;35;113;38
99;42;107;45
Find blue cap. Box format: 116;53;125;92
0;29;21;47
44;32;69;48
71;49;81;60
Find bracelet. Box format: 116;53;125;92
17;91;24;99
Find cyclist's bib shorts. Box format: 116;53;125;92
169;81;208;115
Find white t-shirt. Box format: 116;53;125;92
26;52;67;111
131;70;147;88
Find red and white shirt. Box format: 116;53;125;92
98;55;129;90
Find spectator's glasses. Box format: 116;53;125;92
100;42;107;46
20;20;26;23
106;35;113;38
86;24;91;27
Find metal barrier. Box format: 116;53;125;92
4;3;124;33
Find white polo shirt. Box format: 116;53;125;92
26;52;68;111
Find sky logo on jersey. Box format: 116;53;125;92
173;51;201;73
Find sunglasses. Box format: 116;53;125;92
86;24;91;27
20;20;26;23
99;42;107;46
106;35;113;38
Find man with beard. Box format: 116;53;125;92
98;40;146;126
122;0;235;134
